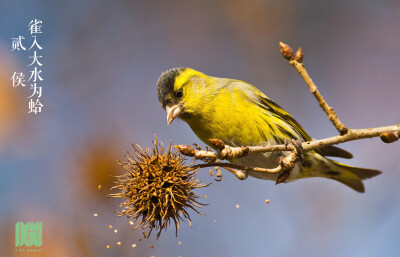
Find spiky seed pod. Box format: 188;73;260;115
109;136;208;238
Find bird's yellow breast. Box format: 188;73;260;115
181;81;277;148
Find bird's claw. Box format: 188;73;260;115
284;139;290;150
291;139;304;161
276;140;303;184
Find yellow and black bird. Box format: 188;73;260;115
156;67;381;192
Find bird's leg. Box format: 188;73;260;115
291;139;304;162
284;139;290;150
275;139;303;184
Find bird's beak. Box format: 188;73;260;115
166;104;183;125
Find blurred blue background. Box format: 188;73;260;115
0;0;400;256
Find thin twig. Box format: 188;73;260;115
280;42;348;135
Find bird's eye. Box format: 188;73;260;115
176;89;183;98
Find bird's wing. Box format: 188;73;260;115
255;94;312;141
256;93;353;159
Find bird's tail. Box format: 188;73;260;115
325;159;381;193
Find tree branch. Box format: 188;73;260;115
175;42;399;182
176;124;399;160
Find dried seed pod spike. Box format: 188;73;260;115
110;134;208;239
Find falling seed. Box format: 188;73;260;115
98;185;102;190
204;195;207;198
138;238;142;242
109;225;113;229
129;221;133;225
143;231;146;236
132;244;137;248
150;245;154;248
209;169;213;176
265;199;270;204
117;242;121;246
106;245;110;249
114;229;118;233
178;241;182;245
94;213;98;217
235;204;240;208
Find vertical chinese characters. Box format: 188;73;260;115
27;19;44;114
10;19;44;114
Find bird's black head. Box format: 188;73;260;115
157;67;186;109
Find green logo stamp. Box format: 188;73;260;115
15;222;42;247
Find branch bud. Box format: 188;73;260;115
380;131;399;143
295;47;303;63
240;146;249;157
209;139;225;150
220;146;249;159
174;145;196;156
275;170;291;185
279;42;294;60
